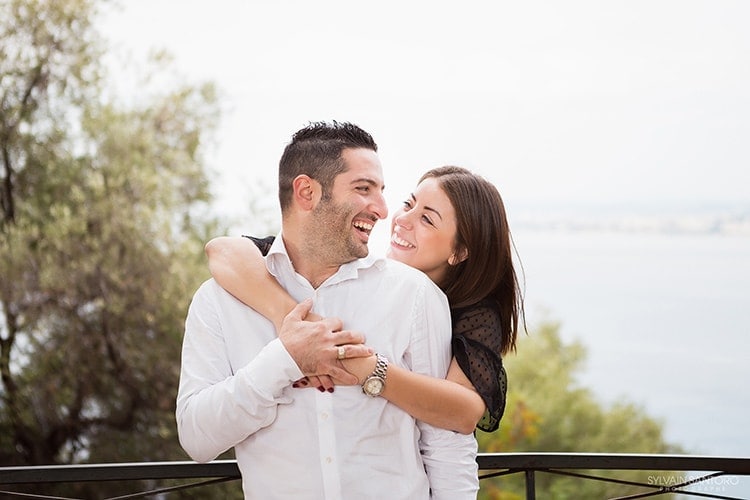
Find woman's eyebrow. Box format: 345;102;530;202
411;193;443;221
424;205;443;221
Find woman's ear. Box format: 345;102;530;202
448;246;469;266
292;175;321;211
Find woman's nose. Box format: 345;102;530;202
393;210;413;229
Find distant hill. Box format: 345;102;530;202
511;202;750;235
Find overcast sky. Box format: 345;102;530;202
102;0;750;233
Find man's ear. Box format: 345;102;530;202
292;175;321;211
448;246;469;266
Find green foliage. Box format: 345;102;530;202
0;1;243;496
476;322;683;499
0;2;245;497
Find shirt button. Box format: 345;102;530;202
321;412;328;420
325;457;332;464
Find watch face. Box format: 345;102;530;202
363;376;384;396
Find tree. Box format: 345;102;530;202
1;0;223;481
476;321;683;499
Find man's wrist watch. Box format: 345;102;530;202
362;353;389;397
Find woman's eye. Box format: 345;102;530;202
422;215;434;226
402;200;413;210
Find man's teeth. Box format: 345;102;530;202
392;234;415;248
354;221;373;232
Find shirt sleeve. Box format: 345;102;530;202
409;279;480;498
452;301;507;432
175;280;303;463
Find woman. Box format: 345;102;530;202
206;166;524;434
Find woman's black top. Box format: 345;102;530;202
245;235;506;432
451;299;507;432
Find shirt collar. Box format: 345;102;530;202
267;231;387;286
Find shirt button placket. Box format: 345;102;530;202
316;392;341;499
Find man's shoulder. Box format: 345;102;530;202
193;278;220;294
191;278;239;305
372;259;446;299
377;258;431;281
189;279;266;321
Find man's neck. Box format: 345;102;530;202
281;234;340;289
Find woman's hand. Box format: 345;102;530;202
287;302;375;392
341;355;377;385
292;352;377;392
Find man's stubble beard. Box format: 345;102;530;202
307;197;369;266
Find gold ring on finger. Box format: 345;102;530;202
337;346;346;360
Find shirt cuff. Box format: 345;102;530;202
243;338;305;398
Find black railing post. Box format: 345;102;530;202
525;469;536;499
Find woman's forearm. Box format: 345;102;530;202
205;236;296;331
344;356;486;434
384;361;485;434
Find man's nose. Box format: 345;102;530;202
372;192;388;220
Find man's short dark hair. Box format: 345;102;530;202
278;121;378;211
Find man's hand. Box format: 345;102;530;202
279;299;373;385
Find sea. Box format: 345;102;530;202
509;205;750;497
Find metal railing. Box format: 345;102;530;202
1;453;749;499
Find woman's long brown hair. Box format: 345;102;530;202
421;166;525;355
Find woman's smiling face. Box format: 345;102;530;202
386;177;459;284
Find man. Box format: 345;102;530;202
176;121;478;499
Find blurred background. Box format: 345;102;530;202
104;0;750;454
2;1;748;498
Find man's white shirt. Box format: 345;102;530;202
176;235;479;499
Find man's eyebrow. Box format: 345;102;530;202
352;177;385;191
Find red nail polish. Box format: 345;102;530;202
317;386;325;392
299;380;308;386
327;388;334;393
